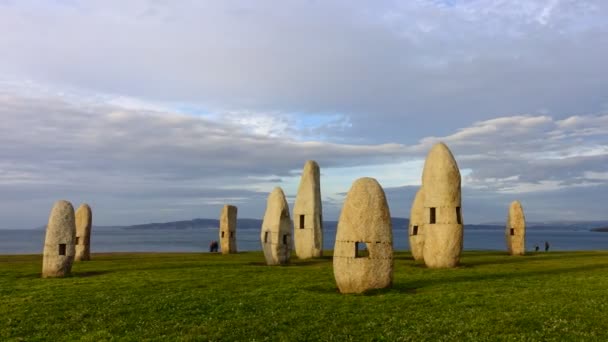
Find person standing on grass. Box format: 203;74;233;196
545;241;550;252
534;244;539;252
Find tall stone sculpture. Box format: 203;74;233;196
75;203;92;261
421;142;463;268
293;160;323;259
333;177;393;294
219;204;238;254
408;188;425;261
506;201;526;255
260;187;292;265
42;200;76;278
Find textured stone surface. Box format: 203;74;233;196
75;203;92;261
260;187;292;265
293;160;323;259
506;201;526;255
333;177;393;294
42;200;76;278
408;188;425;261
220;204;238;254
421;142;463;268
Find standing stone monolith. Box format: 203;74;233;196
219;204;238;254
75;203;92;261
506;201;526;255
260;187;292;265
421;142;463;268
42;200;76;278
408;188;425;261
333;177;393;294
293;160;323;259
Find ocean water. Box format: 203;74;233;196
1;226;607;254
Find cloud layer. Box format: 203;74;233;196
1;88;606;227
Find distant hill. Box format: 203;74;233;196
590;227;608;232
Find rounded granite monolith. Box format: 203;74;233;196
333;177;393;294
220;204;238;254
42;200;76;278
506;201;526;255
75;203;92;261
421;142;463;268
408;188;425;261
293;160;323;259
260;187;292;265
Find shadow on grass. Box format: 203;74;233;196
73;270;113;278
304;283;417;296
404;263;608;289
460;251;608;267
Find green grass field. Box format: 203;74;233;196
2;251;608;341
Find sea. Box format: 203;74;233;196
1;226;608;254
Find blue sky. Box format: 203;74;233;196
0;0;607;228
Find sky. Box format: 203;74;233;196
1;0;607;228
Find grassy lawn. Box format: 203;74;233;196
2;251;608;341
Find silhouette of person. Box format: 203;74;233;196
544;241;550;252
209;240;219;252
534;244;539;252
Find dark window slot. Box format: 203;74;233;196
413;225;418;235
299;215;305;229
264;231;269;243
456;207;462;224
430;208;436;224
355;242;368;258
510;228;515;236
58;244;66;256
283;234;288;245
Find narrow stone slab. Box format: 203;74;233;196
260;187;292;265
408;188;425;261
293;160;323;259
75;203;92;261
506;201;526;255
421;142;463;268
333;177;393;294
42;200;76;278
220;204;238;254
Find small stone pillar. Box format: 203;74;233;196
260;187;292;265
506;201;526;255
333;178;393;294
219;204;238;254
75;203;92;261
42;200;76;278
408;188;425;261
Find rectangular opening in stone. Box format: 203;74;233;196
430;207;436;224
264;231;269;243
355;242;368;258
510;228;515;236
299;215;305;229
221;231;225;238
75;237;80;245
283;234;288;245
413;225;418;235
456;207;462;224
58;244;66;256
